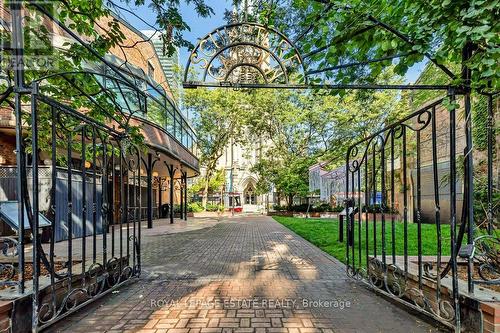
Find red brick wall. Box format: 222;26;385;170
481;303;500;333
0;131;16;165
0;107;13;123
0;301;12;332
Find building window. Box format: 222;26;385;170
244;182;257;205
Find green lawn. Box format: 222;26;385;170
273;216;454;266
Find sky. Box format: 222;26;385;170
119;0;427;84
118;0;231;64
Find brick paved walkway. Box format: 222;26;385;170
48;216;442;333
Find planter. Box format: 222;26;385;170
193;211;230;218
267;211;294;217
269;211;342;218
302;212;341;218
193;212;219;218
319;212;339;218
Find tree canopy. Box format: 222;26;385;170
2;0;497;138
184;73;407;207
183;87;250;206
255;0;499;90
123;0;498;90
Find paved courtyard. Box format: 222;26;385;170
48;216;443;333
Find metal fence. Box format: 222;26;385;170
0;1;194;329
344;94;498;331
4;91;144;331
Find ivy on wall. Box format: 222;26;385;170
472;94;490;151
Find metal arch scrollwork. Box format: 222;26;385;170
473;235;500;284
0;237;19;287
184;22;309;87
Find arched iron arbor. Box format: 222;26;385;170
183;21;456;91
184;22;308;88
183;17;498;333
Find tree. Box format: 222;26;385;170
264;0;499;91
189;168;225;197
253;156;313;209
184;88;249;208
245;72;406;208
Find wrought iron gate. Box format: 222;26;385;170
0;1;155;331
344;93;498;331
0;89;146;330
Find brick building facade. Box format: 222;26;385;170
0;9;198;222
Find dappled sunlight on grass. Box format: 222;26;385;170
273;217;455;267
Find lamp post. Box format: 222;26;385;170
230;137;234;216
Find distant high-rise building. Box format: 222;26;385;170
141;30;181;102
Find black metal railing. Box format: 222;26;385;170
2;89;144;330
344;93;498;331
0;1;193;329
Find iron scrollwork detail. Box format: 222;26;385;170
0;237;19;288
473;235;500;284
345;98;459;327
184;22;308;86
366;258;455;323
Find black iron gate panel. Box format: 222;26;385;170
0;92;146;331
345;97;462;330
0;1;195;331
344;93;499;331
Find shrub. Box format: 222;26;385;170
311;203;332;212
291;204;309;212
188;202;204;213
273;203;344;213
206;203;224;212
331;205;345;212
273;204;287;211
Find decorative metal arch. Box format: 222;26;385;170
183;20;459;91
183;22;309;88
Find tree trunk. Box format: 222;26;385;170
287;194;294;210
202;175;210;210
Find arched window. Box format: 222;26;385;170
244;182;256;205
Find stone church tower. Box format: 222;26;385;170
217;133;275;213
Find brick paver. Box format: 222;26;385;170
47;216;443;333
